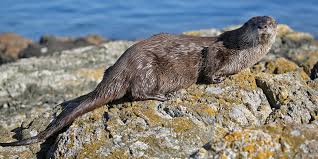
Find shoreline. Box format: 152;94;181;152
0;24;318;158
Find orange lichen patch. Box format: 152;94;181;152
243;144;256;153
224;131;244;142
77;67;105;81
265;57;298;74
229;69;257;90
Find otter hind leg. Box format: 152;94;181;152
130;69;167;101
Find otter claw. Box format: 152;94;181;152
146;95;168;101
212;76;226;84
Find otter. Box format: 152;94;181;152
0;16;277;146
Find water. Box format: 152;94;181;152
0;0;317;40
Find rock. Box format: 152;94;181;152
80;34;107;45
253;57;299;74
256;72;318;124
270;25;318;75
1;25;318;158
19;34;108;59
192;124;318;159
0;33;33;64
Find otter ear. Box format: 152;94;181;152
244;21;252;27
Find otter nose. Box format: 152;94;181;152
257;25;268;29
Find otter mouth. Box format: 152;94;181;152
258;26;276;37
259;32;275;42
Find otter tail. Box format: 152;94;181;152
0;136;39;146
0;90;110;147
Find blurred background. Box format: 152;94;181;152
0;0;317;40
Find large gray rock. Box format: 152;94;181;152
0;25;318;158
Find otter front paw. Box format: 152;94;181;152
211;76;226;84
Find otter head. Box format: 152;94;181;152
243;16;278;45
219;16;278;49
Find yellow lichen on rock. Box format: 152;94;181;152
255;151;274;159
299;69;310;81
224;131;244;142
276;24;294;37
171;117;194;133
299;51;318;71
77;137;108;159
277;24;313;42
308;80;318;90
284;32;314;42
277;88;290;105
265;57;298;74
228;69;257;90
222;129;278;158
194;105;217;117
105;149;129;159
143;108;163;125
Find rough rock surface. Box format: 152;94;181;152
0;25;317;158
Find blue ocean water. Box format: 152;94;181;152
0;0;317;40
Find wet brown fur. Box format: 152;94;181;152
0;16;277;146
